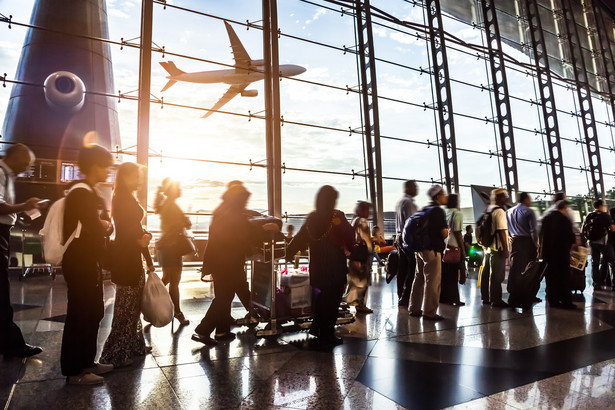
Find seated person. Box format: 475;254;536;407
371;226;394;254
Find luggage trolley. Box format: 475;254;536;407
242;233;354;338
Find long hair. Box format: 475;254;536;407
113;162;140;198
154;177;180;214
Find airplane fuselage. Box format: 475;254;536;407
166;64;305;85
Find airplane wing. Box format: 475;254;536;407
224;21;251;70
202;83;248;119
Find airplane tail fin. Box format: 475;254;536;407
161;79;177;92
159;61;185;76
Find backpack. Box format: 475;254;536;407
582;212;607;242
402;206;434;253
39;183;93;265
475;206;501;248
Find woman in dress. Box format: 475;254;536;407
100;162;154;367
154;178;191;326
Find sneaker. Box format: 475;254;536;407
67;372;104;385
84;363;114;375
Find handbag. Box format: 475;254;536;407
443;245;461;264
157;231;196;256
141;272;174;327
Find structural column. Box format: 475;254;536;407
560;0;605;200
355;0;384;229
137;0;153;213
425;0;460;194
479;0;519;196
262;0;282;218
523;0;566;193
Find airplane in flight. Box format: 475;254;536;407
159;21;306;119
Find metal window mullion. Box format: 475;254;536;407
479;0;519;195
425;0;460;194
590;0;615;129
560;0;605;199
523;0;566;193
355;0;383;228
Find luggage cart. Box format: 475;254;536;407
240;234;354;338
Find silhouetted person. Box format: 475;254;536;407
287;185;354;345
193;184;279;346
154;178;191;327
395;180;418;308
61;144;114;385
507;192;538;307
100;162;154;368
582;199;614;290
440;193;465;306
542;200;576;309
346;201;373;314
0;143;45;359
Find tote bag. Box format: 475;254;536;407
142;272;174;327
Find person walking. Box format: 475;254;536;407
506;192;538;308
479;188;510;308
541;200;577;309
346;201;374;314
192;184;279;346
440;193;466;306
409;185;448;320
100;162;154;368
0;144;45;359
154;178;191;327
581;199;614;290
61;144;114;385
287;185;355;345
395;180;418;308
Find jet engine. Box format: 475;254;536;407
43;71;86;112
241;89;258;97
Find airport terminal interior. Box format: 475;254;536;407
2;0;615;408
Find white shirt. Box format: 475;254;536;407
0;160;16;226
446;208;463;247
488;205;508;253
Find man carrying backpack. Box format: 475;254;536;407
0;144;46;358
582;199;614;290
479;188;510;308
408;185;448;320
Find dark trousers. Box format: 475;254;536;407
61;245;104;376
0;224;26;354
545;259;572;306
311;282;345;339
508;236;537;300
397;247;416;306
480;251;506;303
440;261;461;304
195;270;243;336
590;242;615;288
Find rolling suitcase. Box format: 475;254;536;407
569;267;586;293
509;260;547;309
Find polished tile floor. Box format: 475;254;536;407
2;265;615;409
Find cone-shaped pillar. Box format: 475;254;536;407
1;0;120;161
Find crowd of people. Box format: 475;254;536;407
0;143;611;386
